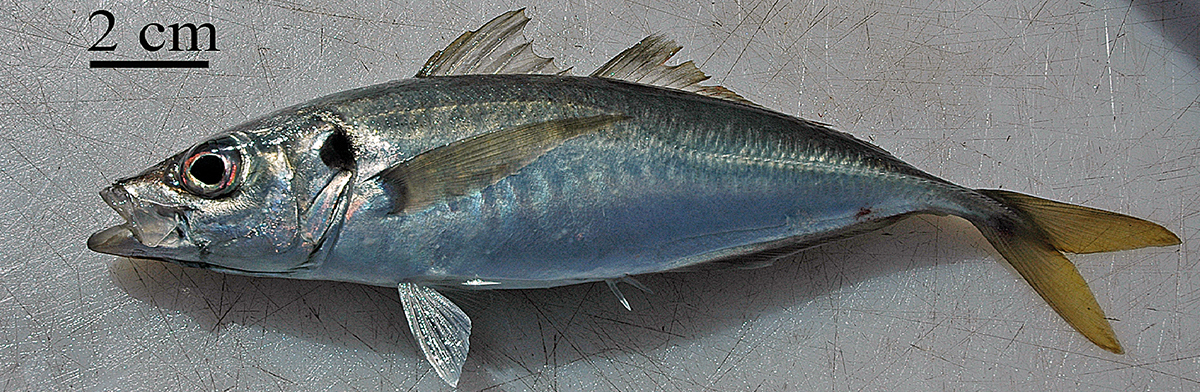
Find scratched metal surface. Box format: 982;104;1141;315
2;0;1197;390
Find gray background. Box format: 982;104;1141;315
2;0;1197;390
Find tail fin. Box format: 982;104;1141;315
972;189;1180;354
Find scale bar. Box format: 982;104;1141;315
90;60;210;69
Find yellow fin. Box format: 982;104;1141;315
973;189;1182;354
976;221;1123;353
979;189;1180;254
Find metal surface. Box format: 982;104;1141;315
2;0;1196;390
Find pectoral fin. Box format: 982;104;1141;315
374;115;626;214
398;283;472;387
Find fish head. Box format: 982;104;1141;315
88;117;339;275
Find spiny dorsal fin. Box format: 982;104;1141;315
591;35;757;106
417;9;570;77
374;114;627;214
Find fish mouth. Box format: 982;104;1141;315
87;185;194;259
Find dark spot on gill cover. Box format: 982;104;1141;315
319;128;355;171
855;207;872;219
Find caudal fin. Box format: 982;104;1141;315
972;189;1180;354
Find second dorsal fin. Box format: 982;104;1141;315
417;9;571;77
590;35;757;106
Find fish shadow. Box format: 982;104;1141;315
109;214;992;389
1125;0;1200;66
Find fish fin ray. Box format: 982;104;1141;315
605;276;652;311
374;115;627;214
398;283;472;387
978;189;1180;254
417;9;569;77
605;279;632;311
619;275;653;294
590;35;758;106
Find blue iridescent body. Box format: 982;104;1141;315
307;75;964;288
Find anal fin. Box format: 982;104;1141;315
678;215;909;272
398;283;472;386
605;276;652;311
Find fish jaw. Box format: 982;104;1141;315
87;184;200;262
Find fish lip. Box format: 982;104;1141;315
90;185;193;257
87;224;142;256
87;224;213;269
86;223;279;275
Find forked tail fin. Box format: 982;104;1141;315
971;189;1180;354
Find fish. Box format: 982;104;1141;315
87;9;1181;387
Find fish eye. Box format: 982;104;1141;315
180;138;242;198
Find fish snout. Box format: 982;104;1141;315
90;185;189;255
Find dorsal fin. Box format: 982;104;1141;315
591;35;757;106
417;9;571;77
